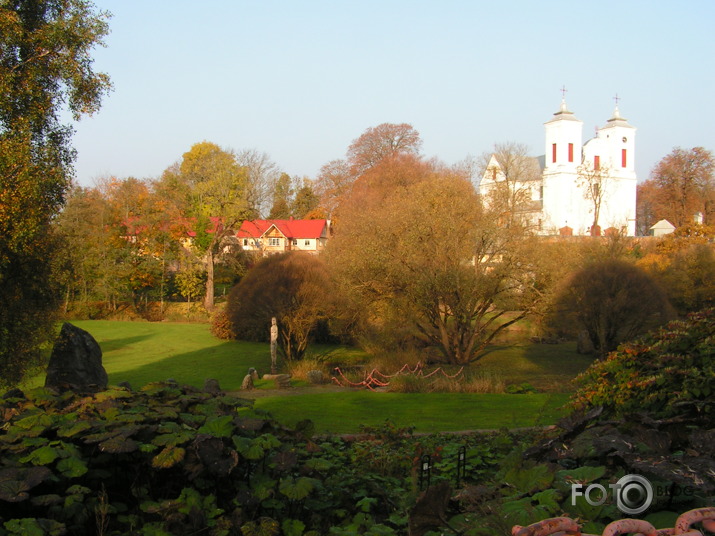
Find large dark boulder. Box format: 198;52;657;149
45;323;107;393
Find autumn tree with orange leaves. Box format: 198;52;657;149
327;154;544;365
637;147;715;231
314;123;423;217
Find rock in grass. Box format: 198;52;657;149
45;323;107;394
204;378;222;395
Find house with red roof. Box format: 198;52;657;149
236;218;331;255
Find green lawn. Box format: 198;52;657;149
475;342;593;392
30;320;272;391
25;320;588;433
250;392;570;434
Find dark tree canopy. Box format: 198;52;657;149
550;259;673;357
0;0;111;385
226;253;332;362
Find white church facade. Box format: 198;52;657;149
479;97;638;236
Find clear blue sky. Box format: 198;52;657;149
71;0;715;186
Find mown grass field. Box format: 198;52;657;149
249;391;569;434
27;320;591;433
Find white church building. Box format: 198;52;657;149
479;97;638;236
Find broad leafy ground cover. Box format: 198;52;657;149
27;320;588;433
5;314;711;535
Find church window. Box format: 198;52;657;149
594;155;600;170
622;149;627;168
568;143;574;162
552;143;557;163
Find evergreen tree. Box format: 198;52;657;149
268;173;294;219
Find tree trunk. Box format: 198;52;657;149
204;249;215;310
160;243;165;314
63;286;69;314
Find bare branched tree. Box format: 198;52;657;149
479;142;542;230
577;160;611;235
235;149;280;218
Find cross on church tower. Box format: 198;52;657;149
612;93;623;119
557;85;570;114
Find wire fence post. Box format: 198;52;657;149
456;445;467;486
419;454;431;491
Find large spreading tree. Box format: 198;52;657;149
327;156;543;365
0;0;111;386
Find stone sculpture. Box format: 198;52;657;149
270;317;278;374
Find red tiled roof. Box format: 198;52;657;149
184;216;222;237
237;219;327;239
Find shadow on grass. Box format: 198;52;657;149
106;340;272;392
477;344;512;358
99;335;153;353
520;340;594;392
473;339;594;393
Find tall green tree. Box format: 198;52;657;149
0;0;111;385
176;141;251;310
291;178;320;219
268;172;293;219
55;185;113;309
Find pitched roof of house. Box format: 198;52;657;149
237;219;327;239
650;219;676;231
